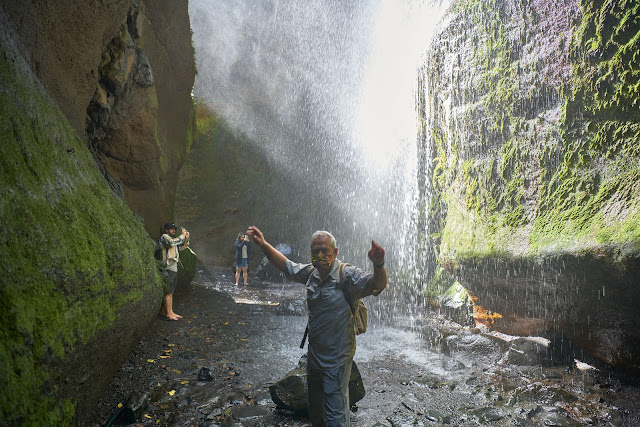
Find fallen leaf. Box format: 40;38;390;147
144;414;152;419
167;390;176;396
117;403;123;408
181;381;189;384
147;359;155;363
241;339;247;342
159;356;171;359
223;322;229;325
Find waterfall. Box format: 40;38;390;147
189;0;449;283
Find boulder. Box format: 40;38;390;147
269;356;365;413
257;243;294;281
505;337;553;367
441;331;507;367
178;247;197;287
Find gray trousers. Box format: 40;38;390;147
307;361;352;427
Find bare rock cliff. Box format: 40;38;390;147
3;0;195;236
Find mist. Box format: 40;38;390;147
189;0;448;269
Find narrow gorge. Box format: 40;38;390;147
1;0;639;425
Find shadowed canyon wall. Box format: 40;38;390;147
0;0;195;424
421;0;640;372
176;103;332;268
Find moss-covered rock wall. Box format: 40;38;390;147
421;0;640;372
0;23;164;424
0;0;196;423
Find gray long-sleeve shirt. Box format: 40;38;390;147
284;259;382;370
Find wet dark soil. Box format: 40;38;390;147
89;267;640;426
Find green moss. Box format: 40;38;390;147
530;1;640;253
1;39;163;424
428;0;640;266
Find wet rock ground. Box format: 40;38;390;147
90;267;640;426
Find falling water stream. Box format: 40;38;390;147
189;0;447;272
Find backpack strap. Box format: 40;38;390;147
300;265;315;349
300;324;309;349
338;262;356;313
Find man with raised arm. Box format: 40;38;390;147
246;226;387;427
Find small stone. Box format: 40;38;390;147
198;367;214;382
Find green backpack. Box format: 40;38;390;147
299;262;368;349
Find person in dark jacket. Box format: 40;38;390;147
234;232;250;285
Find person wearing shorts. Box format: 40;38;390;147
160;223;189;320
234;232;250;285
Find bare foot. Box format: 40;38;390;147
166;314;180;321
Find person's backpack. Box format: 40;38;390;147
299;262;368;349
154;239;165;261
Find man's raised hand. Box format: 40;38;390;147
368;240;385;266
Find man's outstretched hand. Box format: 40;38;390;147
368;240;385;267
246;226;265;246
